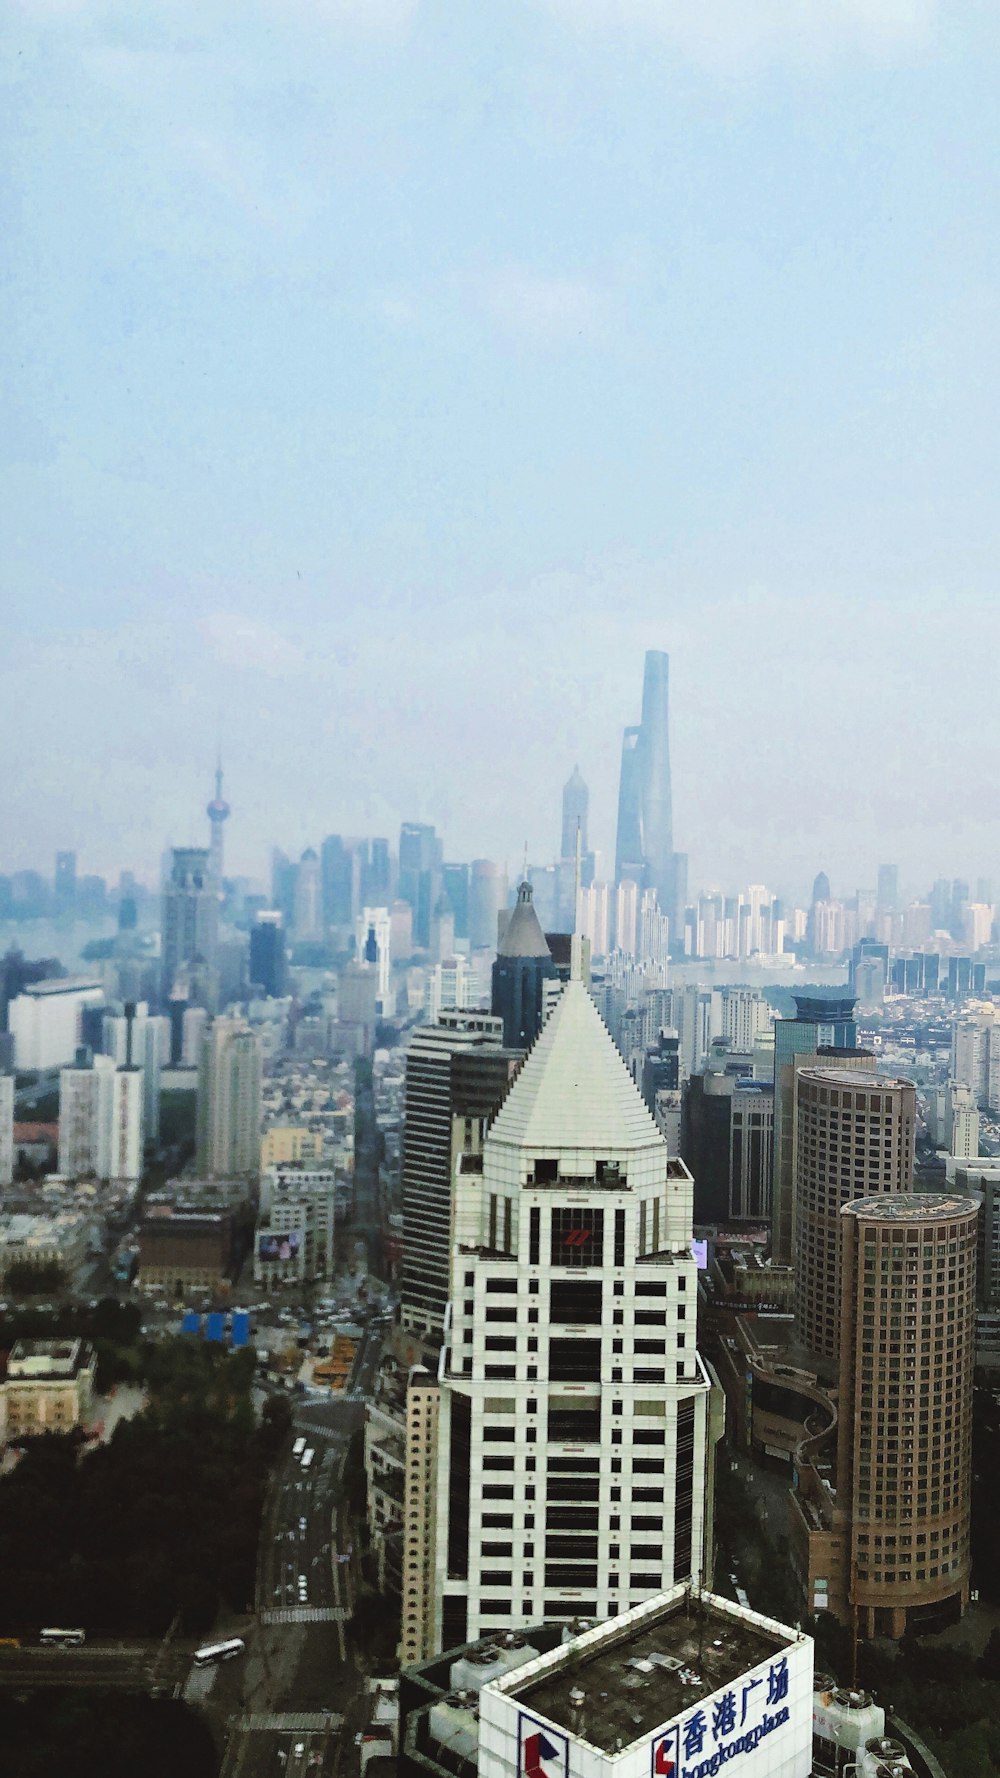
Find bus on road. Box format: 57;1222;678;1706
40;1629;85;1646
193;1638;245;1667
292;1436;306;1458
300;1447;315;1471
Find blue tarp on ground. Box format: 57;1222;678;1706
181;1311;201;1336
231;1310;250;1348
205;1311;225;1343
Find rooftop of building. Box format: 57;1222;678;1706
8;1336;92;1378
0;1210;87;1243
506;1588;797;1753
17;976;101;998
487;976;665;1155
141;1208;231;1227
843;1191;979;1223
497;881;553;960
798;1065;915;1090
790;994;857;1020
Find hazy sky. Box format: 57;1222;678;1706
5;0;1000;901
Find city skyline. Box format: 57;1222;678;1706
2;773;1000;917
6;4;1000;1762
3;672;1000;910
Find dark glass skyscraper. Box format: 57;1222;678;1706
400;1012;521;1346
321;834;356;928
398;821;442;950
615;649;682;933
491;881;557;1047
249;911;288;998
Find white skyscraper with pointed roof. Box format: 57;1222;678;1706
423;976;717;1656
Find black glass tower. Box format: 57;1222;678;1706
490;881;557;1048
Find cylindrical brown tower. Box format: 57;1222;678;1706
794;1067;915;1364
837;1192;977;1640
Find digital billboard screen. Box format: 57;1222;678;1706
258;1231;302;1262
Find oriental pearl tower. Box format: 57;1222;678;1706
206;760;230;884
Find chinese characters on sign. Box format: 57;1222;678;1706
662;1658;793;1778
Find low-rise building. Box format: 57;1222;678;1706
0;1337;97;1440
0;1210;91;1286
260;1125;324;1168
138;1207;234;1296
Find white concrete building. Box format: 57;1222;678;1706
196;1017;262;1177
674;984;722;1080
101;1002;167;1146
576;882;612;959
58;1053;115;1178
9;979;104;1072
615;879;638;956
638;889;670;965
105;1066;144;1186
949;1082;980;1161
182;1005;209;1067
58;1052;144;1186
0;1071;13;1187
720;987;771;1054
254;1162;336;1286
964;901;993;952
428;976;717;1653
427;956;473;1024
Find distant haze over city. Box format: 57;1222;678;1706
2;606;997;901
6;3;1000;890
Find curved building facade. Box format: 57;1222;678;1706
794;1067;915;1366
837;1193;977;1639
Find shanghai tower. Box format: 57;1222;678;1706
615;649;678;926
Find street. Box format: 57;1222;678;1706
216;1331;376;1778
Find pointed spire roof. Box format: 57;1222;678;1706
498;881;552;960
488;978;664;1153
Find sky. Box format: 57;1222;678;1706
5;0;1000;902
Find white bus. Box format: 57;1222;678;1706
300;1446;315;1471
193;1638;246;1667
292;1437;306;1458
40;1628;85;1646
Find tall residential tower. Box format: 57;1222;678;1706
836;1193;976;1638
